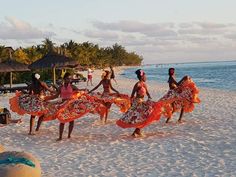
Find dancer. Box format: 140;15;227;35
161;68;200;123
88;70;130;123
9;73;54;135
116;69;162;137
27;73;58;134
28;73;55;134
88;70;120;123
51;73;79;141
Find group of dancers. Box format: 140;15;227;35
9;67;200;140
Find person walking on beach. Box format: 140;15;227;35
88;70;120;123
87;65;94;86
110;66;117;84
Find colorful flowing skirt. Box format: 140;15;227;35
159;77;201;118
9;91;86;121
9;92;47;117
89;92;131;113
55;93;107;123
116;98;163;129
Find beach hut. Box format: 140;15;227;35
28;52;78;84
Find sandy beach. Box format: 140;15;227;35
0;67;236;177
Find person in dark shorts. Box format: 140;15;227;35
110;66;117;84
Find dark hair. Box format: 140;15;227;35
104;70;110;78
31;73;42;94
168;68;175;76
135;69;145;81
63;72;71;79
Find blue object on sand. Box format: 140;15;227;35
0;156;35;167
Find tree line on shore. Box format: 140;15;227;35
0;38;143;85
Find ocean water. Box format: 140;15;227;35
122;61;236;91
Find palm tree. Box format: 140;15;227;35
41;38;55;55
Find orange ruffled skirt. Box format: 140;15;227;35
89;92;131;113
116;98;163;129
55;93;107;123
159;77;201;118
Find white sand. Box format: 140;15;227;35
0;67;235;177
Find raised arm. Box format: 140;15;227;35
41;81;55;93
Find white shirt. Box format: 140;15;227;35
88;68;93;75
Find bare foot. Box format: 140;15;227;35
132;129;142;137
56;138;62;141
178;119;183;123
28;132;36;135
166;118;171;123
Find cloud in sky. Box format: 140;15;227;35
82;20;236;63
1;17;236;63
0;17;55;40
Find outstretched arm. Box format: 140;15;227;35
71;85;79;91
41;82;55;93
110;80;119;94
45;86;61;100
88;80;102;93
177;75;189;85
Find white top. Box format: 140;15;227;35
88;68;93;75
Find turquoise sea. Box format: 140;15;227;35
122;61;236;91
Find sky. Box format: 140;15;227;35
1;0;236;64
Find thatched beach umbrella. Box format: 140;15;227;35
0;59;30;88
28;52;78;84
0;47;30;88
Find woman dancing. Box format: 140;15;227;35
88;70;120;123
9;73;54;135
51;72;79;141
116;69;162;137
161;68;200;123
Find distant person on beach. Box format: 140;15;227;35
88;70;120;123
110;66;117;84
87;66;94;86
166;68;188;123
28;73;54;135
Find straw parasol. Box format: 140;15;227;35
28;52;78;84
0;47;29;88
